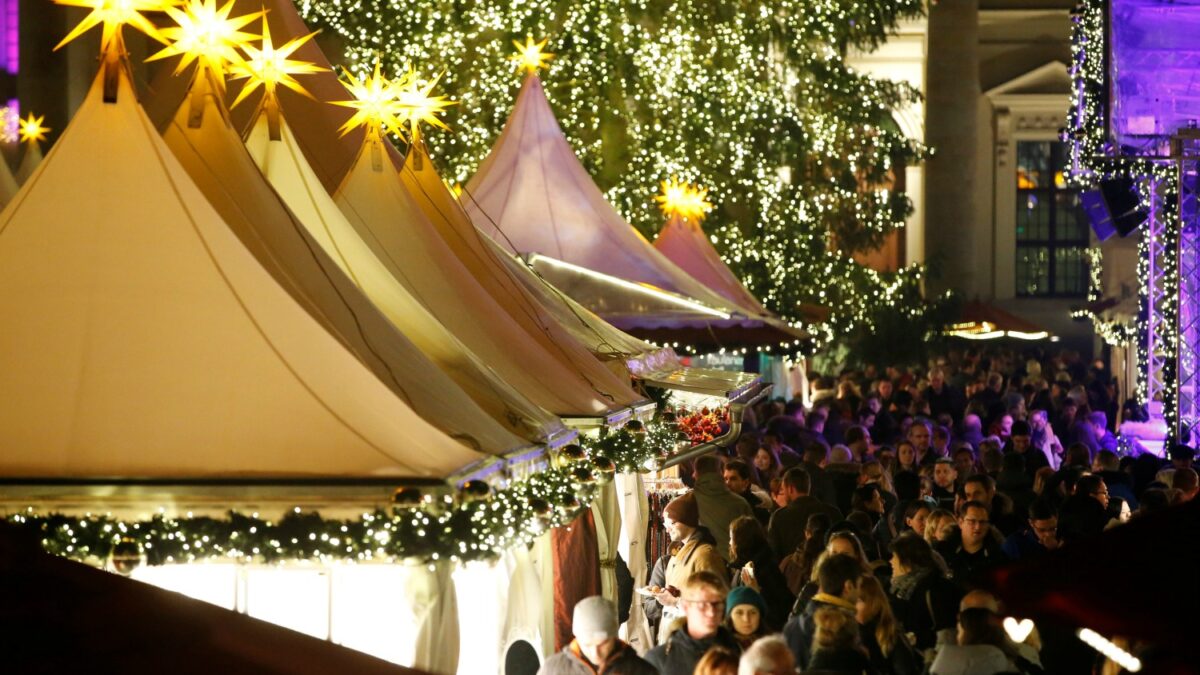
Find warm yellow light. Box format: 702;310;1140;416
656;177;713;221
53;0;179;53
511;36;553;74
18;113;49;146
228;19;326;109
148;0;261;81
394;66;456;139
332;61;410;138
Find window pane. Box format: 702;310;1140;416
1017;246;1051;296
1018;191;1051;241
1017;141;1052;189
1055;247;1087;296
1055;191;1089;242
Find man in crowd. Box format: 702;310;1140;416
724;458;772;525
1093;449;1137;508
801;443;838;507
940;500;1008;588
963;474;1021;536
1008;420;1049;476
782;553;862;669
1002;498;1060;560
692;454;753;560
538;596;656;674
931;458;957;510
1057;474;1110;542
767;467;842;559
645;571;741;674
909;419;937;465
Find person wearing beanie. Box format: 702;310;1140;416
723;586;769;649
537;596;656;675
652;492;725;642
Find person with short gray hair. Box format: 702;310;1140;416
537;596;656;675
738;635;794;675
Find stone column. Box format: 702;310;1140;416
924;0;981;296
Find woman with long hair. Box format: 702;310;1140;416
857;575;921;674
795;530;877;610
923;509;957;546
896;440;919;475
753;446;781;491
888;533;961;655
728;516;793;630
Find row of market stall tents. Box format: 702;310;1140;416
0;0;773;490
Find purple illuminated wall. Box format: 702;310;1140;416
1111;0;1200;148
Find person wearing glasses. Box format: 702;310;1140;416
939;500;1008;589
645;571;741;675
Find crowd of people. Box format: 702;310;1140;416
537;347;1196;675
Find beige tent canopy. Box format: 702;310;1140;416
653;213;769;317
0;68;484;479
461;75;749;317
0;154;17;209
161;73;552;452
331;135;644;417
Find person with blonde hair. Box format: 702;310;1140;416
924;509;957;545
857;575;921;674
808;604;871;672
738;636;795;675
646;571;741;675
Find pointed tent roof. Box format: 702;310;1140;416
400;145;659;368
161;74;544;453
462;75;752;317
0;68;484;479
332;137;643;416
241;111;573;438
653;213;768;316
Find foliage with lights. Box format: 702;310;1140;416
8;419;686;567
297;0;943;350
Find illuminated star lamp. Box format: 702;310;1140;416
656;177;713;223
511;36;553;75
52;0;179;100
228;18;326;139
147;0;261;89
332;62;410;140
394;66;456;168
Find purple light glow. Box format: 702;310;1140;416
0;0;15;74
1111;0;1200;146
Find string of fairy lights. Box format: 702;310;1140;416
1066;0;1186;435
297;0;935;345
1069;246;1139;347
9;421;684;567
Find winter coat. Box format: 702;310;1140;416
664;528;724;591
730;547;794;631
782;593;858;669
644;625;741;675
538;639;658;675
928;644;1012;675
887;570;960;651
861;618;922;675
767;495;842;560
693;473;753;560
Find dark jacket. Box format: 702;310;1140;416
782;595;857;670
542;634;662;672
644;625;740;675
640;553;669;627
861;617;922;675
538;639;657;675
731;547;794;631
808;645;874;673
938;535;1009;590
768;495;843;559
887;570;960;651
804;460;840;508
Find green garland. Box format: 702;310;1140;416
5;419;686;567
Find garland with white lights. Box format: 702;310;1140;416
296;0;941;350
6;418;692;567
1070;247;1138;347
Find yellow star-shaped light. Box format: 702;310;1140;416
656;177;713;222
228;19;327;109
332;61;409;138
511;36;553;74
53;0;179;54
148;0;261;81
394;66;456;139
18;113;50;146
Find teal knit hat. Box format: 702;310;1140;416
725;585;767;619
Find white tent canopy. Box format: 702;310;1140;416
161;74;547;453
0;68;484;479
653;213;768;316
